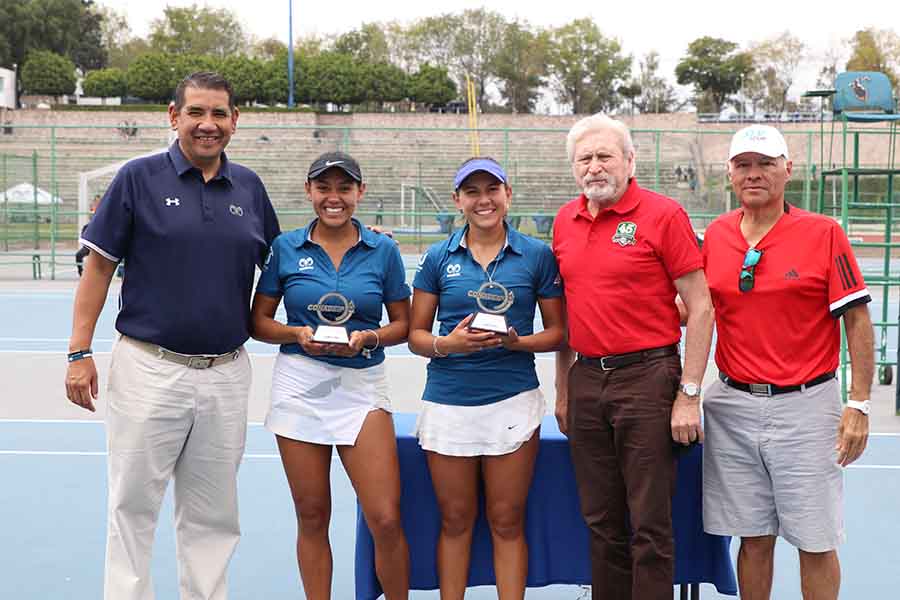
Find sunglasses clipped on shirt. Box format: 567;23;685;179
739;248;763;292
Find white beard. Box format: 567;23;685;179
583;176;618;203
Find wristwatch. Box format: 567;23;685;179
679;382;701;398
846;399;871;415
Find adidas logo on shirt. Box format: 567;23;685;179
785;269;799;280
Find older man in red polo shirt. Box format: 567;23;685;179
553;113;714;600
701;125;873;600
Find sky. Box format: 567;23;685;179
97;0;897;107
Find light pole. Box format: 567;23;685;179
287;0;294;108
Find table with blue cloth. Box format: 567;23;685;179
355;413;737;599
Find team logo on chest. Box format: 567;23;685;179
446;263;462;278
611;221;637;247
229;204;244;217
298;257;314;271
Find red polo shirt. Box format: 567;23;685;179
553;179;702;357
702;204;871;385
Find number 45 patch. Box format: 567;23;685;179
611;221;637;246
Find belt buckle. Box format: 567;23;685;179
600;356;615;371
748;383;773;397
187;356;214;369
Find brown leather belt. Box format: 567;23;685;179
578;344;679;371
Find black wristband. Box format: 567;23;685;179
67;349;93;363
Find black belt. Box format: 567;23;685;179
718;371;836;397
578;344;679;371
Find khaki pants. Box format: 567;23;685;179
104;336;251;600
567;353;681;600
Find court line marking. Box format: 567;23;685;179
0;450;335;460
0;450;895;469
2;420;900;438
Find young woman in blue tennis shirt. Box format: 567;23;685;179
409;157;565;600
250;152;410;600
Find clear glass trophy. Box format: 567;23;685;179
307;291;355;344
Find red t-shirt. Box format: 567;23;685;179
702;204;871;385
553;179;703;357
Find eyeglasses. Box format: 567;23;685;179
739;248;763;292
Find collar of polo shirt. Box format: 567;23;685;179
287;217;377;249
447;224;525;256
169;141;233;184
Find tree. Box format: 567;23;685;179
492;21;548;113
125;52;175;102
20;50;76;96
408;63;456;108
748;32;806;113
450;9;506;108
546;19;632;114
675;37;753;113
70;1;107;70
302;51;365;108
83;67;127;97
618;82;641;116
633;52;680;114
220;55;263;104
846;28;899;89
360;62;408;108
334;23;390;63
0;0;107;73
250;37;286;61
404;14;459;71
149;4;246;57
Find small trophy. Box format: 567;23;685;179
467;280;514;335
308;292;355;344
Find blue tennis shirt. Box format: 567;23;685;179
81;142;280;355
413;225;562;406
255;218;411;368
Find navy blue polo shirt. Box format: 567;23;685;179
81;142;280;355
255;218;411;369
413;225;562;406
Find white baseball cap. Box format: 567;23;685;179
728;125;790;161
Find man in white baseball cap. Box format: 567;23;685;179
698;124;874;599
727;124;790;161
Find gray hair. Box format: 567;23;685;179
565;113;635;163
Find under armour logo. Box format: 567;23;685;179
229;204;244;217
298;257;314;271
164;197;180;207
446;264;462;277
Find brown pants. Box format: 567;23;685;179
567;354;681;600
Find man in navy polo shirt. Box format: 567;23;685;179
64;72;280;600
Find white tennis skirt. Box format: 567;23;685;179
413;388;544;457
266;352;390;446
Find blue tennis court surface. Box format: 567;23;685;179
3;268;900;598
2;421;899;598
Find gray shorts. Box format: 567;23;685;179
702;378;845;552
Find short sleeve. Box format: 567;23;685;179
660;207;703;281
261;187;281;250
81;166;135;262
255;236;284;298
382;243;412;303
828;224;871;318
534;243;563;298
412;245;440;294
